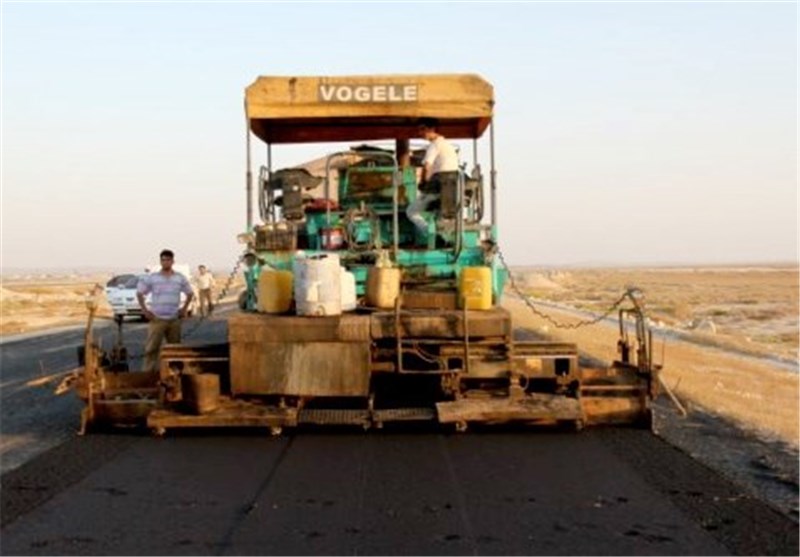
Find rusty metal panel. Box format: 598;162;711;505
370;308;511;339
92;399;156;423
436;395;583;423
513;354;579;380
148;399;298;429
229;312;370;342
231;341;370;396
581;396;648;426
336;315;372;341
401;290;459;310
462;359;509;378
102;371;159;391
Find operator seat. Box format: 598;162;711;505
435;171;460;219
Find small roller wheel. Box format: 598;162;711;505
151;426;166;437
455;421;468;433
269;426;283;437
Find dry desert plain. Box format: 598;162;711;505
508;265;798;444
0;271;247;335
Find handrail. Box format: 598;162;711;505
452;169;465;262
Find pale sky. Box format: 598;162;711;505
2;1;797;271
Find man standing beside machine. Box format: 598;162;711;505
137;249;195;372
406;117;460;246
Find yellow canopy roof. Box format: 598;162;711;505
245;74;493;144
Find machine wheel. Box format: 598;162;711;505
454;421;468;433
151;426;166;437
269;426;283;437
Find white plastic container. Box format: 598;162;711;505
293;253;342;316
340;268;357;311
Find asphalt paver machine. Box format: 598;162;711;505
65;74;659;435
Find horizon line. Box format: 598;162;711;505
2;259;798;275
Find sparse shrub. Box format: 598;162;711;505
746;309;784;321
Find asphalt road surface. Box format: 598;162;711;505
1;312;797;555
0;311;229;474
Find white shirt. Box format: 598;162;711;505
197;272;215;290
423;136;459;176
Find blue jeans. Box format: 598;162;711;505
406;192;439;236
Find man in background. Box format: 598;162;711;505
196;264;216;317
137;249;194;372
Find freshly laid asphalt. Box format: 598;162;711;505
3;426;798;556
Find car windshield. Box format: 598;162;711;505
107;274;140;289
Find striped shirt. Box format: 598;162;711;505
137;271;193;319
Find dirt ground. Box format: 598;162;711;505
0;271;245;336
514;265;798;363
505;265;799;446
0;276;111;335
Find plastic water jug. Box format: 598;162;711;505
341;268;357;311
459;267;493;310
258;268;293;313
366;267;401;309
294;253;342;316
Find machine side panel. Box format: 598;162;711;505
230;341;371;396
370;308;511;339
229;312;370;342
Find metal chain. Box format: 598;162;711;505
496;247;629;330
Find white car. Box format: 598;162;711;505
105;273;146;319
106;269;196;320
